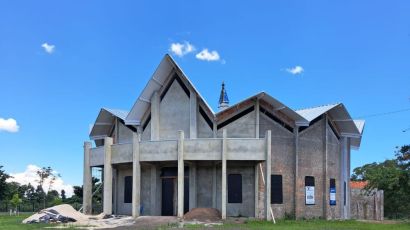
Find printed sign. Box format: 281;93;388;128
330;187;336;205
305;186;315;205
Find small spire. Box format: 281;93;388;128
218;81;229;110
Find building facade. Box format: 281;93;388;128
83;54;365;220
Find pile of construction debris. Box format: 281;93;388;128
22;204;135;229
184;208;222;222
23;204;87;224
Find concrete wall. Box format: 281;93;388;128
141;121;151;141
159;80;191;139
297;118;325;218
350;189;384;220
117;121;133;144
217;110;256;138
197;112;213;138
259;113;295;219
326;123;341;219
114;164;132;215
196;162;215;208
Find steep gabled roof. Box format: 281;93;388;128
89;108;128;140
296;103;365;148
216;92;309;126
125;54;214;125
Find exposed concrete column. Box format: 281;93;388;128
177;130;185;218
340;136;347;219
150;165;157;215
254;164;259;218
189;163;197;210
264;130;272;220
293;127;299;219
151;91;160;140
346;138;351;219
221;129;227;219
213;122;217;138
83;142;92;215
212;164;217;208
190;90;197;139
323;116;328;219
103;137;113;215
132;133;141;218
255;99;260;138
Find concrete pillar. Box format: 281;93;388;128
221;129;227;219
132;133;141;218
340;136;347;219
213;122;217;138
83;142;92;215
323;117;328;219
103;137;113;215
150;165;157;215
151;91;160;140
346;138;351;219
255;100;260;138
254;164;259;218
212;164;217;208
264;130;272;220
189;163;197;210
294;127;299;219
190;90;197;139
177;130;185;218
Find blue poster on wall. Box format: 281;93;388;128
330;187;336;205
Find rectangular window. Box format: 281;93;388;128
271;175;283;204
228;174;242;203
330;178;336;205
305;176;315;205
124;176;132;203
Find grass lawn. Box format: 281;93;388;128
0;213;409;229
0;213;58;230
221;219;410;230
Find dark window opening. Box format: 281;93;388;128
330;178;336;205
124;176;132;203
330;178;336;189
344;181;346;206
199;106;213;129
305;176;315;186
260;107;294;133
271;175;283;204
217;106;254;129
228;174;242;203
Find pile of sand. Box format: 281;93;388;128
184;208;222;222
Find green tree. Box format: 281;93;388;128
36;166;59;208
0;165;11;201
351;145;410;218
61;189;66;202
10;193;22;213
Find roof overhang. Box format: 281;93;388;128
125;54;215;125
89;108;129;139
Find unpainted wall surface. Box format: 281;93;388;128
159;80;191;139
196;163;215;208
115;165;132;215
297;118;325;218
197;112;213;138
141;121;151;141
350;189;384;220
117;122;133;144
217;110;256;138
259;113;295;219
326;124;341;219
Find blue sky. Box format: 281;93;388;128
1;1;409;194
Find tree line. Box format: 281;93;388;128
0;166;102;213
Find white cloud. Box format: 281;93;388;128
41;43;55;54
170;41;195;57
195;49;220;62
6;164;74;197
0;118;19;133
286;66;304;75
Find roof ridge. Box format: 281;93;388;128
295;102;341;112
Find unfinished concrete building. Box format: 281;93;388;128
83;54;365;220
